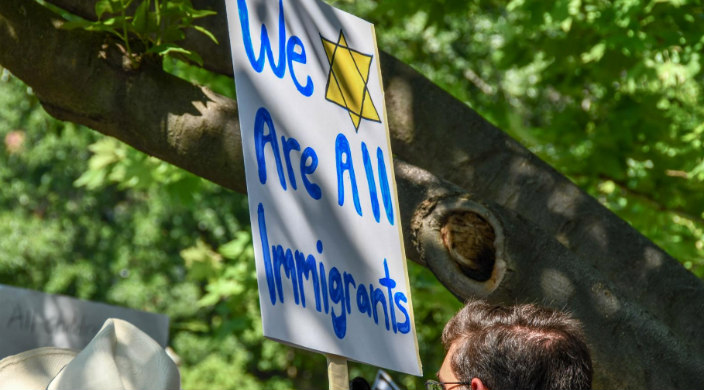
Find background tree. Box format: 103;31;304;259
1;0;702;388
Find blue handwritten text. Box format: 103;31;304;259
257;202;410;339
237;0;314;96
254;107;322;200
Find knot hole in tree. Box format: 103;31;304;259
441;211;496;282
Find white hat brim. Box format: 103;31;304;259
0;318;179;390
0;347;77;390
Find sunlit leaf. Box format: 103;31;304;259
193;25;219;44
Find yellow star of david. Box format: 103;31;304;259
321;30;381;131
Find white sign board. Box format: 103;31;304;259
0;284;169;359
225;0;422;376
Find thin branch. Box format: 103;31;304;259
589;173;704;226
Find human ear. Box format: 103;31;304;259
470;377;488;390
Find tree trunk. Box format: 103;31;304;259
394;159;704;388
1;1;703;388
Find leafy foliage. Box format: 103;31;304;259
333;0;704;277
0;65;457;388
62;0;218;66
2;0;703;389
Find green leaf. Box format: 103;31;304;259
87;137;120;155
189;9;217;19
178;50;204;66
132;0;151;34
192;25;219;45
88;153;119;171
73;168;107;190
581;42;606;63
181;239;223;281
689;160;704;181
61;19;95;31
218;233;251;260
148;44;203;66
160;25;187;43
146;43;182;55
100;17;122;27
95;0;114;19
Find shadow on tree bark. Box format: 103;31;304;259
1;0;703;388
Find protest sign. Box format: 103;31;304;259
0;284;169;359
225;0;422;376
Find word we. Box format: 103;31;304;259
237;0;314;96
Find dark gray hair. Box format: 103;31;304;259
442;299;592;390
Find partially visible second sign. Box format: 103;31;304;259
0;284;169;359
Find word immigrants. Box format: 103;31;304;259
257;203;410;339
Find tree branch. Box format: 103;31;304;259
2;1;704;387
396;159;704;388
0;0;246;193
599;174;704;226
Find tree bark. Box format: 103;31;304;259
95;0;704;355
395;160;704;388
2;1;703;388
1;0;246;193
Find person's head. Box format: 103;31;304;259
436;299;592;390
